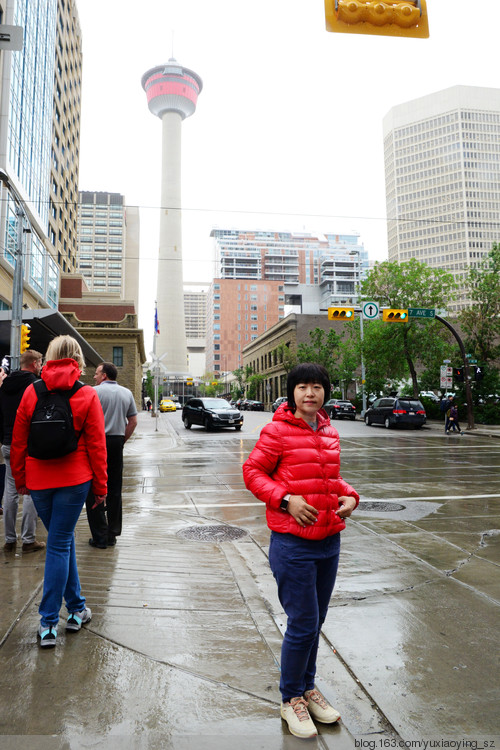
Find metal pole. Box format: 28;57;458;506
10;204;25;371
359;312;367;417
435;315;474;430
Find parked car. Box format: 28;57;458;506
272;396;287;413
419;391;439;402
323;399;356;420
364;397;426;429
159;398;176;413
182;397;244;431
244;400;265;411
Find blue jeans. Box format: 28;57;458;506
31;481;91;627
269;531;341;702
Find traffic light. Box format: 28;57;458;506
324;0;429;39
382;309;408;323
20;324;31;353
328;307;355;320
453;367;464;382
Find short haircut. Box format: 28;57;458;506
45;335;85;373
286;362;331;411
99;362;118;381
20;349;43;369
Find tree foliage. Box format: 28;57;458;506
360;259;457;396
459;244;500;363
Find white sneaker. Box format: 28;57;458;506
281;697;317;738
305;688;341;723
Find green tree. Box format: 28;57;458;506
361;259;457;397
144;370;154;402
459;244;500;363
246;373;264;399
275;342;297;372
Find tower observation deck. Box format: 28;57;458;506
142;59;202;377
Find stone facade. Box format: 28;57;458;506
58;275;146;406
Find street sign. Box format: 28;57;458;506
408;308;435;319
362;301;379;320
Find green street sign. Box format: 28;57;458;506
408;308;435;319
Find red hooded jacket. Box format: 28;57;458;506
243;404;359;540
10;358;107;496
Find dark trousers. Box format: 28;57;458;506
86;435;125;545
269;531;341;702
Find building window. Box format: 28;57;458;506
113;347;123;367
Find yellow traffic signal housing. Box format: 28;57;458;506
20;323;31;352
328;307;355;320
325;0;429;39
382;309;409;322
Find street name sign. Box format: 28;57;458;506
408;308;435;319
362;301;379;320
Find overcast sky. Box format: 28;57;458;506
76;0;500;352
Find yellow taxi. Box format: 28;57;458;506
159;398;177;413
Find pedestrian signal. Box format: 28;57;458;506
382;309;408;322
474;366;484;382
324;0;429;39
328;307;355;320
453;367;464;382
20;324;31;353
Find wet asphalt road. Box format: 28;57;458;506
1;410;499;749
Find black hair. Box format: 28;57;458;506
100;361;118;381
286;362;331;411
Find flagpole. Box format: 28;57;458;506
153;302;159;430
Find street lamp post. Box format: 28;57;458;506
0;170;30;371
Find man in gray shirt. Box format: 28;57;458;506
86;362;137;548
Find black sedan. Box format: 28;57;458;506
182;397;244;431
243;400;265;411
323;399;356;420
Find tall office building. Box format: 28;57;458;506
0;0;82;314
77;191;140;310
142;59;202;375
383;85;500;309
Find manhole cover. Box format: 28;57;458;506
177;524;248;542
358;501;406;512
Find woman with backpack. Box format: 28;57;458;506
10;335;107;648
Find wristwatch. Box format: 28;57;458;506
280;494;291;511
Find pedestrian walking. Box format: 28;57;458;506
86;362;137;549
446;402;464;435
441;394;454;433
243;362;359;739
0;349;46;553
10;335;107;648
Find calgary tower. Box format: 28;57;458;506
142;59;203;375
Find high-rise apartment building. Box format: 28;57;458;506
206;278;284;374
184;285;207;377
383;85;500;309
77;191;139;311
0;0;82;315
207;229;366;375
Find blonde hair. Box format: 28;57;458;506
45;335;85;373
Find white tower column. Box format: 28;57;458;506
157;111;186;372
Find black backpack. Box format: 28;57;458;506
28;380;86;460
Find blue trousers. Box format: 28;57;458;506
269;531;341;702
31;481;90;627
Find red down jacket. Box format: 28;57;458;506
243;404;359;540
11;358;107;496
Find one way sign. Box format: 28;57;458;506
362;301;379;320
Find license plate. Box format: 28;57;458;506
409;412;415;415
228;419;234;424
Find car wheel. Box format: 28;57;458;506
183;417;191;429
384;417;392;429
204;418;212;431
350;416;356;421
235;425;242;431
364;415;371;426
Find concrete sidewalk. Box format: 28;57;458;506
1;411;498;748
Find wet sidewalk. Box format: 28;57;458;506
1;411;499;748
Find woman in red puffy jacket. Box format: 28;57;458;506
243;363;359;739
11;335;107;649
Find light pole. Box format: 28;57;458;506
0;170;30;371
349;250;367;416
